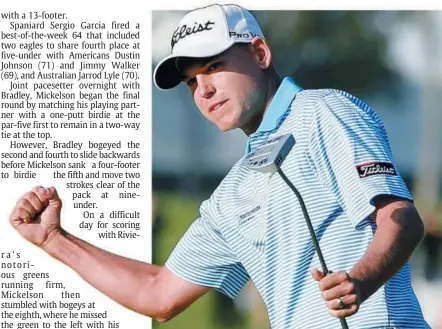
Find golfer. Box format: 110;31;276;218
10;4;430;328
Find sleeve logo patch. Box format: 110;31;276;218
356;161;397;178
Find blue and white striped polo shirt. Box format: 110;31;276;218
166;77;429;328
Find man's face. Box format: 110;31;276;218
180;45;266;132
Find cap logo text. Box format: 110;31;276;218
229;31;259;39
171;21;215;49
356;161;397;178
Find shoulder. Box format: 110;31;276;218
279;88;356;136
292;88;384;131
271;89;344;149
312;89;379;118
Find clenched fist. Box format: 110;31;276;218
311;268;361;318
9;186;63;248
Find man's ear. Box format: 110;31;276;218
249;37;272;70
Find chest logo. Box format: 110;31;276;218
238;205;261;225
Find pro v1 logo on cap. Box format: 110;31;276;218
229;31;260;39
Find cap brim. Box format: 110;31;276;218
153;55;183;90
153;41;240;91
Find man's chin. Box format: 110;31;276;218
215;120;237;132
217;123;237;132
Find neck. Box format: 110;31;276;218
242;73;282;136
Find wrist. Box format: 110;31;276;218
348;274;366;305
348;269;380;306
41;228;66;256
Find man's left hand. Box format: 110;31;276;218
311;268;360;318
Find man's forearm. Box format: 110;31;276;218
349;202;425;304
42;230;164;318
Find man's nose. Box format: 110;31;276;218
197;75;215;98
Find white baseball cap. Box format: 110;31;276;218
153;4;265;90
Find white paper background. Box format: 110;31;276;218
1;1;440;329
0;1;151;328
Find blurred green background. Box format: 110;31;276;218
152;193;270;329
152;9;442;329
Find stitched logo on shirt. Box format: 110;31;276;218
356;161;397;178
238;205;261;225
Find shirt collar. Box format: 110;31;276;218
256;77;303;132
245;77;303;153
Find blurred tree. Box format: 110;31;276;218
253;11;403;98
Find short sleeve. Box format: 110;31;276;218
307;91;412;229
165;200;249;298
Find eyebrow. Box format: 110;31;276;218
176;55;220;81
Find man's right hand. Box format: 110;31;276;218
9;186;63;248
